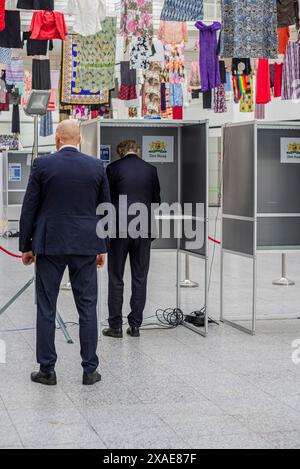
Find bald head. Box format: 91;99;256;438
55;119;81;151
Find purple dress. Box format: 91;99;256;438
195;21;221;91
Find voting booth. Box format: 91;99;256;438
81;119;209;336
221;121;300;335
0;150;8;236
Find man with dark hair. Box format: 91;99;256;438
103;140;161;338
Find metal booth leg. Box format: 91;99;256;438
180;254;199;288
273;254;295;287
0;277;35;316
56;311;74;344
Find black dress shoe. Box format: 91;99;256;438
83;370;102;386
31;370;57;386
127;326;140;337
102;327;123;338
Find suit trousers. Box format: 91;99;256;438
36;255;99;374
108;238;152;329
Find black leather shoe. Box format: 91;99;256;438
127;326;140;337
102;327;123;338
31;370;57;386
83;370;102;386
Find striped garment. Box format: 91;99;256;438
282;41;300;100
40;111;53;137
5;57;24;86
255;103;266;120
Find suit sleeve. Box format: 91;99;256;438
19;160;42;253
97;165;111;207
152;168;161;205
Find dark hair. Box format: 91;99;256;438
116;140;141;158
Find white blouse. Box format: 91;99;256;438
68;0;106;36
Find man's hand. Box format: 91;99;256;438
96;254;106;269
22;251;35;266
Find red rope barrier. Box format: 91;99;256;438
208;236;221;245
0;238;221;259
0;246;22;259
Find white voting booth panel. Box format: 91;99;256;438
221;121;300;335
80;119;209;336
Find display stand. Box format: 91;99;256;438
80;119;209;337
221;121;300;335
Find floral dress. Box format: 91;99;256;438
160;0;203;22
220;0;278;59
120;0;153;38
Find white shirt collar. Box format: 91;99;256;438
59;145;79;151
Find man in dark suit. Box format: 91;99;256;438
103;140;161;339
19;120;110;386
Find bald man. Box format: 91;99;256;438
19;120;110;386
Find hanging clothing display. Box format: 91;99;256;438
6;58;24;86
277;0;299;28
232;58;252;76
163;43;185;84
278;27;290;54
214;85;227;113
76;17;117;91
274;63;283;97
130;36;152;70
22;32;53;57
169;83;183;107
240;76;254;112
255;103;266;119
0;11;22;49
17;0;54;8
21;70;32;109
202;90;212;109
188;61;201;91
0;47;11;67
158;21;188;45
221;0;278;59
256;59;271;104
232;75;247;103
30;11;67;41
40;111;53;137
143;61;161;116
68;0;106;36
0;0;5;33
60;34;109;105
282;41;300;99
12;104;20;134
195;22;221;92
32;59;51;90
120;0;153;38
160;0;203;22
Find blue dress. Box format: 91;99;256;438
160;0;203;22
220;0;278;59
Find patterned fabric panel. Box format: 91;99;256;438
160;0;203;22
220;0;278;59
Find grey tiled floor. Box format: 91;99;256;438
1;212;300;449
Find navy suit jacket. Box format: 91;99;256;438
19;147;111;256
106;153;161;237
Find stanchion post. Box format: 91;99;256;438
272;253;295;287
180;254;199;288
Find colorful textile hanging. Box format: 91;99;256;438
143;61;161;117
240;76;254;112
0;0;5;32
76;17;117;91
60;34;109;105
163;43;185;84
221;0;278;59
160;0;203;22
214;85;227;113
256;59;271;104
120;0;153;38
282;41;300;100
195;21;221;91
232;75;247;103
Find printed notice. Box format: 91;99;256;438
142;136;174;164
8;163;21;182
281;138;300;163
